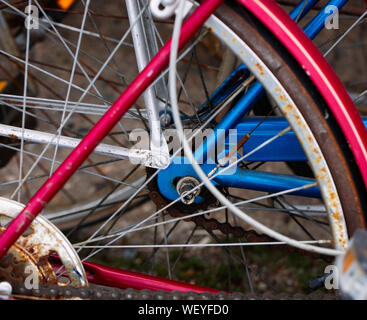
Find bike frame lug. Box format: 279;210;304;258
150;0;193;20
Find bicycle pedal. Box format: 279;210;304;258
308;272;332;291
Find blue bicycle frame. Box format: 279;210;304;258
157;0;363;202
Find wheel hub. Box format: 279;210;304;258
176;176;201;205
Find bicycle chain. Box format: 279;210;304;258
7;279;338;300
146;168;333;263
1;250;337;300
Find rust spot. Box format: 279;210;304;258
8;134;19;140
255;63;265;76
285;104;292;111
24;211;34;222
36;255;49;267
331;201;338;209
320;167;327;174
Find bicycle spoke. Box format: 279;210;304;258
49;0;91;178
74;239;331;249
74;181;319;248
17;0;32;201
324;10;367;56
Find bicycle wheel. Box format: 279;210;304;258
0;0;365;296
169;1;367;245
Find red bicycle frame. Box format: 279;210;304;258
0;0;366;291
